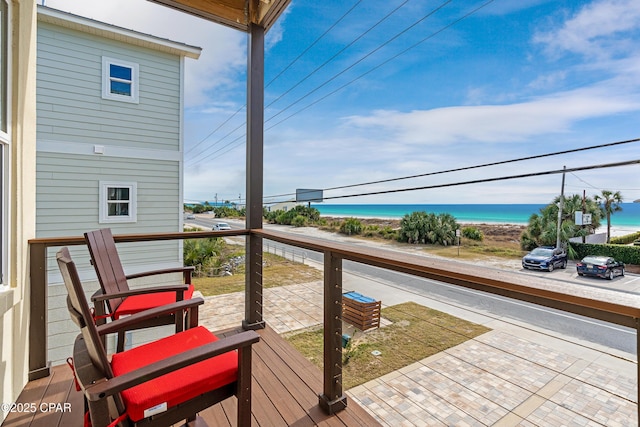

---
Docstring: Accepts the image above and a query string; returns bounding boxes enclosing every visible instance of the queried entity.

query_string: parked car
[522,246,567,271]
[576,256,625,280]
[184,213,195,219]
[213,222,232,231]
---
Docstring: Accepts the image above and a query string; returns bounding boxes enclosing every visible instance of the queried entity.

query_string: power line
[265,0,363,88]
[315,159,640,202]
[265,0,416,110]
[265,0,454,123]
[263,138,640,201]
[184,104,245,159]
[262,0,496,133]
[568,171,640,192]
[187,0,471,167]
[185,2,364,164]
[229,157,640,206]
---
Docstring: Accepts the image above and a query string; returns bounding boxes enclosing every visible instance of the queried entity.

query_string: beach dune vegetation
[265,205,321,226]
[462,226,484,241]
[398,211,459,245]
[340,217,363,235]
[520,194,603,251]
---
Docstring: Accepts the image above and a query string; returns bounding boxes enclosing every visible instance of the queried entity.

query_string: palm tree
[594,190,623,243]
[520,194,602,250]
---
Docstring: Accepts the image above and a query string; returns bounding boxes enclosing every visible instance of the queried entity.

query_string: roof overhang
[147,0,291,32]
[37,6,202,59]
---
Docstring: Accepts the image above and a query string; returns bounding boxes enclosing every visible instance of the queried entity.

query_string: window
[0,0,9,286]
[100,182,137,223]
[102,57,139,103]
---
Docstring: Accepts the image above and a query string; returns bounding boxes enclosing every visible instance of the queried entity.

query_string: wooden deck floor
[2,326,379,427]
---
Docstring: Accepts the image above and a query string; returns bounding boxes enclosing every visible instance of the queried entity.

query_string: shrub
[291,215,309,227]
[569,242,640,265]
[183,237,225,273]
[398,211,458,245]
[265,205,321,226]
[340,218,363,235]
[462,226,484,241]
[610,231,640,245]
[212,206,242,218]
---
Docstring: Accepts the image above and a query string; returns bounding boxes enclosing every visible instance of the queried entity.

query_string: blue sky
[46,0,640,205]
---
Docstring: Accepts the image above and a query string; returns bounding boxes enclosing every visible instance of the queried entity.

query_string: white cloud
[342,84,640,145]
[534,0,640,60]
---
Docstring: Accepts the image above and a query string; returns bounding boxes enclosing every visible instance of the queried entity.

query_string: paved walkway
[197,269,638,426]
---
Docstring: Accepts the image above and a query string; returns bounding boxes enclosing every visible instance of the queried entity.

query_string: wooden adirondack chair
[57,247,259,427]
[85,228,196,351]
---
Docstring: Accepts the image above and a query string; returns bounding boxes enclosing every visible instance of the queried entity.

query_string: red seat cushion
[113,284,195,319]
[110,326,237,422]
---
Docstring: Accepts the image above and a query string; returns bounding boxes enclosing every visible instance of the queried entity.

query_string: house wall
[0,0,37,423]
[36,21,182,150]
[36,20,184,240]
[35,12,194,366]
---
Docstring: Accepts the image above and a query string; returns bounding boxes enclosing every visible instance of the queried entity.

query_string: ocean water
[311,203,640,229]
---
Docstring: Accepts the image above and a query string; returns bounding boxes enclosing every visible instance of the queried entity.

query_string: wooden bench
[342,292,381,331]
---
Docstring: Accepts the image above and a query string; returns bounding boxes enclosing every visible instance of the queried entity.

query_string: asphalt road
[186,216,638,356]
[264,237,639,357]
[338,259,637,355]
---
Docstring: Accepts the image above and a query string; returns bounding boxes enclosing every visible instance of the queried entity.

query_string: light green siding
[35,10,198,375]
[35,19,186,264]
[36,22,181,149]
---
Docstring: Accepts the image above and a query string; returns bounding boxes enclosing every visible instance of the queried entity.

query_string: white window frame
[102,56,139,103]
[0,0,11,287]
[99,181,137,223]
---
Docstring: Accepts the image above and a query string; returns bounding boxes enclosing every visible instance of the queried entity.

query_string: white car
[213,222,231,231]
[184,213,195,219]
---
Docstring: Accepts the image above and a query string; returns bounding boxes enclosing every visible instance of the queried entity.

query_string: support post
[319,251,347,414]
[243,22,265,330]
[29,242,51,380]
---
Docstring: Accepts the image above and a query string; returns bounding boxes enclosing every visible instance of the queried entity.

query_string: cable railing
[27,228,640,421]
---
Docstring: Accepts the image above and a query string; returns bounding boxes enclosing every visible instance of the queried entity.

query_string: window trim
[102,56,139,104]
[99,181,137,223]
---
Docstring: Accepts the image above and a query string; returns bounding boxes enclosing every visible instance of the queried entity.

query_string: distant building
[267,200,304,212]
[35,5,201,362]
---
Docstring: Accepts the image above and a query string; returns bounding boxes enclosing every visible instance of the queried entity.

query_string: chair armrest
[126,266,195,282]
[96,298,204,336]
[91,284,190,302]
[85,330,260,401]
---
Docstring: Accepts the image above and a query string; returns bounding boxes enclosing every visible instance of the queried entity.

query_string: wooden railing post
[319,251,347,414]
[28,242,51,380]
[243,22,266,331]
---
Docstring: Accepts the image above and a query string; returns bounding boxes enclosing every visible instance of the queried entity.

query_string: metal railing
[264,241,307,264]
[28,228,640,419]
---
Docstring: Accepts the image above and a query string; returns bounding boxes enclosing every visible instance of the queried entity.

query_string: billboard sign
[296,189,323,203]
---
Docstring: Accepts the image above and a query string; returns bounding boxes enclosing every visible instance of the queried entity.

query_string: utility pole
[556,166,566,250]
[582,189,586,243]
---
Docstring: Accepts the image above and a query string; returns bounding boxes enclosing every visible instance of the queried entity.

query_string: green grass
[192,252,322,296]
[284,302,490,390]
